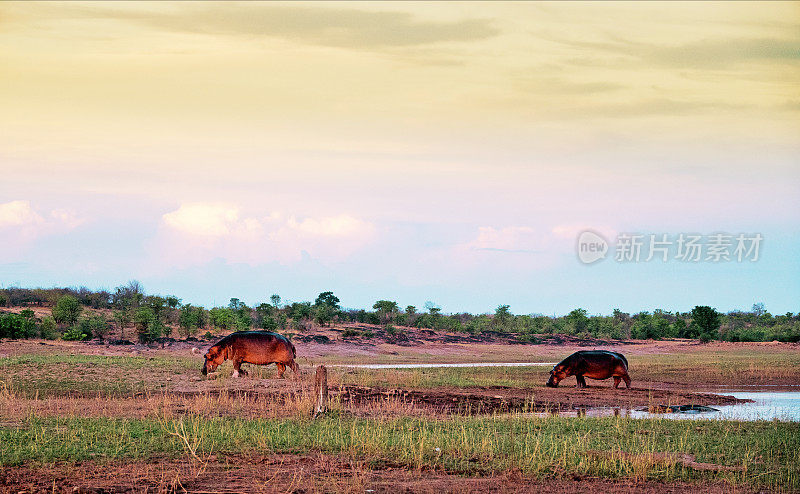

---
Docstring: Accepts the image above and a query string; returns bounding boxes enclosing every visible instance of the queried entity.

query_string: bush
[260,316,279,331]
[81,315,110,340]
[691,306,720,341]
[62,323,91,341]
[39,316,57,340]
[179,304,205,338]
[341,328,360,338]
[0,312,36,339]
[52,295,82,325]
[134,307,162,343]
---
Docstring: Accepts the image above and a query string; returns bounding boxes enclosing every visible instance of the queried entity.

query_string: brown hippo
[201,331,299,378]
[546,350,630,389]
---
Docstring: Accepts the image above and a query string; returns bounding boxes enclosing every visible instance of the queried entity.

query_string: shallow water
[334,362,555,369]
[516,392,800,422]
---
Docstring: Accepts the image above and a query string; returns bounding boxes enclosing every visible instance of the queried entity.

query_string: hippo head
[201,346,225,375]
[547,364,568,387]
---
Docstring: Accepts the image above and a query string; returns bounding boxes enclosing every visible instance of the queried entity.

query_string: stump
[312,365,328,418]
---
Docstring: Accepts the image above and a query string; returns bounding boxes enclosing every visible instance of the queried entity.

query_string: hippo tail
[289,339,296,359]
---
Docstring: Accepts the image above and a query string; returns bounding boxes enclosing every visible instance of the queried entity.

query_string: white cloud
[468,226,540,253]
[156,203,375,267]
[286,214,372,237]
[162,203,241,236]
[0,200,84,261]
[0,200,44,228]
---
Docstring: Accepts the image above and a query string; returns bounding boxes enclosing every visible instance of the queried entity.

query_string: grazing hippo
[546,350,631,389]
[201,331,299,378]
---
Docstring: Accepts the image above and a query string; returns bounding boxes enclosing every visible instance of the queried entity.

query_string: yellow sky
[2,2,797,170]
[0,2,798,312]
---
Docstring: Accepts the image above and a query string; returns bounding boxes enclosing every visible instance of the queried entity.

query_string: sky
[1,1,798,315]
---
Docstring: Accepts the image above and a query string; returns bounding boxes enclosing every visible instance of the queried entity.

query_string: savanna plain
[1,330,799,493]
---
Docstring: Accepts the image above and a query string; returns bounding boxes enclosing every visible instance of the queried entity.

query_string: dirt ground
[1,453,759,494]
[2,335,798,493]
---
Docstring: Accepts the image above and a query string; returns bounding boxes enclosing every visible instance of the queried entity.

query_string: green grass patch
[0,354,198,397]
[1,414,797,490]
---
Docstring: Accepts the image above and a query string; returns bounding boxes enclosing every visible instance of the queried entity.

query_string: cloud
[0,200,83,233]
[286,214,370,237]
[514,76,624,96]
[0,200,44,228]
[467,226,542,253]
[156,203,375,267]
[15,3,499,51]
[0,200,84,260]
[550,35,800,70]
[162,203,243,236]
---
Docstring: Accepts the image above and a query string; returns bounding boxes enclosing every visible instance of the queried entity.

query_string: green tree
[39,316,57,340]
[178,304,203,337]
[52,295,82,325]
[113,309,131,339]
[494,305,512,329]
[373,300,399,324]
[691,305,720,342]
[270,294,282,308]
[565,308,589,334]
[313,303,336,326]
[134,307,161,343]
[315,291,340,310]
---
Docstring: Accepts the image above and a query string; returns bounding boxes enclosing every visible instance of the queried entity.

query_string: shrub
[39,316,57,340]
[134,307,162,343]
[0,312,36,339]
[62,323,91,341]
[52,295,82,325]
[691,306,720,342]
[81,315,110,340]
[260,316,279,331]
[341,328,360,338]
[178,304,205,338]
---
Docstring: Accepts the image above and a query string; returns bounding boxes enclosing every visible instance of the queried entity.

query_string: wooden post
[312,365,328,418]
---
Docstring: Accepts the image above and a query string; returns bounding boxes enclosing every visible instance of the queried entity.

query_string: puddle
[515,392,800,422]
[333,362,555,369]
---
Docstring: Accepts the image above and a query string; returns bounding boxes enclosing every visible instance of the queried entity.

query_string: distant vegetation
[0,284,797,343]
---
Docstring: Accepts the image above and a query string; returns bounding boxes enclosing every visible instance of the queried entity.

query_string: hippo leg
[576,375,587,388]
[289,360,300,378]
[613,376,621,389]
[623,374,631,389]
[232,360,246,378]
[276,363,286,379]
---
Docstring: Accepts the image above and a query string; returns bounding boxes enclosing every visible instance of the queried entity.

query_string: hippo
[546,350,630,389]
[201,331,299,378]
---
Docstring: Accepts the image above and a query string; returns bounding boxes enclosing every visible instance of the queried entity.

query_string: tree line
[0,284,797,343]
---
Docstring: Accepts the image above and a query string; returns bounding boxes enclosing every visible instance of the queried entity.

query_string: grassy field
[2,412,798,490]
[333,348,800,390]
[1,340,799,492]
